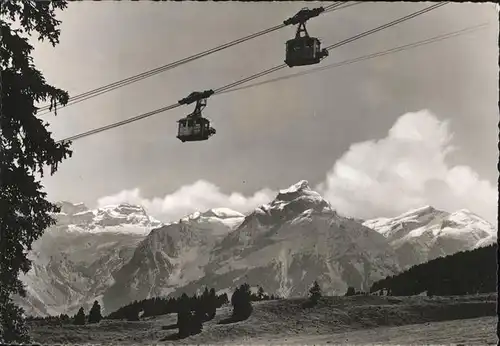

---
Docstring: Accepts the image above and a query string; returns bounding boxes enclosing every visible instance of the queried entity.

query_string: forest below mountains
[370,244,497,296]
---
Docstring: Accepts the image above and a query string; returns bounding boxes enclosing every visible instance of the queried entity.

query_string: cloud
[97,109,497,225]
[316,109,497,223]
[97,180,275,222]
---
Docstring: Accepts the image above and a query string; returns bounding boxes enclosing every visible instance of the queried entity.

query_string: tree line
[370,244,497,296]
[107,287,229,321]
[26,301,103,326]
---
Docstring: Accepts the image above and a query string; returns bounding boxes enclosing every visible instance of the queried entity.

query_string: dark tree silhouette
[0,1,72,342]
[257,286,266,300]
[73,307,86,326]
[218,292,229,306]
[59,313,70,323]
[176,293,203,338]
[345,286,356,296]
[88,300,103,324]
[177,293,192,338]
[231,283,253,321]
[309,281,322,305]
[206,288,218,320]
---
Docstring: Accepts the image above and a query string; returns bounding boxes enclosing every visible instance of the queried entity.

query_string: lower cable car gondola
[177,115,216,142]
[177,90,216,142]
[284,8,329,67]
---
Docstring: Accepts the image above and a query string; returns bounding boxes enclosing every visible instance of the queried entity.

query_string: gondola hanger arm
[283,7,325,26]
[178,90,215,105]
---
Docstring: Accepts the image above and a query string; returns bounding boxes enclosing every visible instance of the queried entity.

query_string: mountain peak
[253,180,331,221]
[278,180,311,194]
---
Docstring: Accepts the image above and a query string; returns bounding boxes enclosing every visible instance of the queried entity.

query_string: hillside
[370,244,498,296]
[27,294,497,345]
[101,208,245,314]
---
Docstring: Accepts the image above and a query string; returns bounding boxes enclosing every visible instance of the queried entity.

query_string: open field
[28,293,498,345]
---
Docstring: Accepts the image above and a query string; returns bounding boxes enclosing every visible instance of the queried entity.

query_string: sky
[32,2,499,224]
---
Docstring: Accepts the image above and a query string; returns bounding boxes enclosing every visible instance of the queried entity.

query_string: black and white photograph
[1,1,498,345]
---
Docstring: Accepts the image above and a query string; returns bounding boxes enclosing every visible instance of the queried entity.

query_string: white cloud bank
[97,180,275,222]
[98,110,497,224]
[317,109,497,224]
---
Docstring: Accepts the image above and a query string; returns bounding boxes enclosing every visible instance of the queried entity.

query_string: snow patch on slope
[18,202,162,316]
[363,206,496,269]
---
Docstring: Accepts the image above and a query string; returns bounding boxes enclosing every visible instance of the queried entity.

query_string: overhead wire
[59,104,182,142]
[36,23,286,116]
[56,2,449,144]
[37,1,349,116]
[324,2,449,51]
[215,2,448,94]
[324,2,348,12]
[324,1,362,13]
[218,22,489,95]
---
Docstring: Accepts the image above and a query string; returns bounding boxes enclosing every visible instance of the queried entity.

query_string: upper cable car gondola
[283,7,329,68]
[177,90,216,142]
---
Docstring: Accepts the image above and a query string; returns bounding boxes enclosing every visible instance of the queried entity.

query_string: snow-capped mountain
[52,201,162,235]
[101,208,245,314]
[15,202,163,317]
[363,206,497,269]
[165,180,400,300]
[20,183,496,317]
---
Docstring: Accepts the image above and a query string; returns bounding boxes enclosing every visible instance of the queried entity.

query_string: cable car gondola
[284,8,329,68]
[177,90,216,142]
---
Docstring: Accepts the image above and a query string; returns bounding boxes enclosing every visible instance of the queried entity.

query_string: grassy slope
[28,293,498,345]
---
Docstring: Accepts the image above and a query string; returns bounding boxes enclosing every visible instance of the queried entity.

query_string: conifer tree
[207,288,217,320]
[257,286,265,300]
[231,283,253,320]
[88,300,103,324]
[1,1,72,342]
[73,307,85,325]
[309,281,322,305]
[345,286,356,296]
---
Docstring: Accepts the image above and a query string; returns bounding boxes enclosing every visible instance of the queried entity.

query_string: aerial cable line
[56,2,448,144]
[324,1,362,13]
[58,104,183,143]
[219,22,489,95]
[324,2,449,51]
[37,1,350,116]
[215,2,448,93]
[324,2,349,12]
[36,24,285,116]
